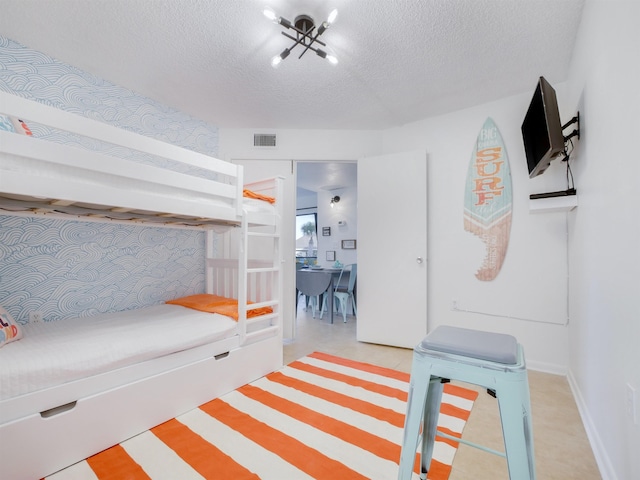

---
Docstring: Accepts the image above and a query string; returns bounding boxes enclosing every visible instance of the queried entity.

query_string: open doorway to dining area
[295,162,358,325]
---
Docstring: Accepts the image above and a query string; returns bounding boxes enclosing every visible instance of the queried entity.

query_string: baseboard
[526,359,567,376]
[566,369,617,480]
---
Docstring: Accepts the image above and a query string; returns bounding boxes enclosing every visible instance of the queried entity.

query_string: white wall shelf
[529,194,578,213]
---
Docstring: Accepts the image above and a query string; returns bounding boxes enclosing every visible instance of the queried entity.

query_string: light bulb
[327,9,338,24]
[263,7,277,22]
[271,48,290,67]
[327,55,338,65]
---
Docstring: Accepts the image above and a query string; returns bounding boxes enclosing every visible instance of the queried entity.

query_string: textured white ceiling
[0,0,584,130]
[297,162,357,194]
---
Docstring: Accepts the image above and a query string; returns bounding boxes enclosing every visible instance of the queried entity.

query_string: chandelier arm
[281,32,311,59]
[280,32,327,47]
[298,44,320,59]
[289,23,316,42]
[280,33,313,59]
[283,25,326,47]
[310,35,326,47]
[280,31,326,60]
[281,31,308,50]
[297,30,325,59]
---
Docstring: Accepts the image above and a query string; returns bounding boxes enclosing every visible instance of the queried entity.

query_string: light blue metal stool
[398,326,536,479]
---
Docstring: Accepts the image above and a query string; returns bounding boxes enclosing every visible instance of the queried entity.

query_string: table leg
[328,276,334,324]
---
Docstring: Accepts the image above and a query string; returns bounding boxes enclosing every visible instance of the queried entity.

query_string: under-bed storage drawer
[0,335,282,479]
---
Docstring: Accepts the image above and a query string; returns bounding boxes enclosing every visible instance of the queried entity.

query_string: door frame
[232,158,357,340]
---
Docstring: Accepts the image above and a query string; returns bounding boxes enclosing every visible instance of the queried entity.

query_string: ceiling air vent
[254,133,277,147]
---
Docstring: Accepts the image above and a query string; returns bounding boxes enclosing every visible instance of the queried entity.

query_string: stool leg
[420,378,445,479]
[398,356,432,480]
[522,391,535,478]
[496,378,536,480]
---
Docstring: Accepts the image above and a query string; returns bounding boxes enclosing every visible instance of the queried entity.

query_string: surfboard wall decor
[463,118,513,281]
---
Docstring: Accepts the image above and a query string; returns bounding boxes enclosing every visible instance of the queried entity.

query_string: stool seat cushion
[421,326,518,364]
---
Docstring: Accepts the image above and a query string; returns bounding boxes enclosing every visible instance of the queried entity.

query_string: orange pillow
[166,294,272,320]
[166,294,229,311]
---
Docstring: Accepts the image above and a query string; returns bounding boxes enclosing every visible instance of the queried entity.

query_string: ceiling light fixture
[263,7,338,67]
[330,195,340,208]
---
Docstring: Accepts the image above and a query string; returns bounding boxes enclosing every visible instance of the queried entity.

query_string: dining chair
[321,264,357,323]
[296,269,332,319]
[295,262,312,311]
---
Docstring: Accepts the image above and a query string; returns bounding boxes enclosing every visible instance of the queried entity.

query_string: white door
[231,159,296,340]
[357,151,428,348]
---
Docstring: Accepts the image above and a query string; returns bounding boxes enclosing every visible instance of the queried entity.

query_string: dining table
[296,267,342,323]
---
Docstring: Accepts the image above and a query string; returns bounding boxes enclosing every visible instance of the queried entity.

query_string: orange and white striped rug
[47,352,477,480]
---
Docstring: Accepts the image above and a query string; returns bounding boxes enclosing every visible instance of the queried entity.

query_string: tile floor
[284,303,601,479]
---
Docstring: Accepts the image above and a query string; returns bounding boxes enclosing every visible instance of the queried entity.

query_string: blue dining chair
[321,264,357,323]
[296,269,332,319]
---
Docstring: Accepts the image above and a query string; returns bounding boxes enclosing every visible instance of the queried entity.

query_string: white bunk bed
[0,92,283,479]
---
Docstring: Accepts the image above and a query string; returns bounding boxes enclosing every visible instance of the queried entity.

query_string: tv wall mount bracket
[562,112,580,144]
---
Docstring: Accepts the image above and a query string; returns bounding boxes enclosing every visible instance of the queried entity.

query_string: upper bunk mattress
[0,304,238,401]
[243,197,277,215]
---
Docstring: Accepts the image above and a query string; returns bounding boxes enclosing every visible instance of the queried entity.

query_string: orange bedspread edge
[243,189,276,204]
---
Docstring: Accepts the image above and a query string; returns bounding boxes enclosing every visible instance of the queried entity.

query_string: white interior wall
[218,129,382,162]
[316,187,358,267]
[294,177,358,268]
[221,101,572,375]
[381,94,572,374]
[563,1,639,478]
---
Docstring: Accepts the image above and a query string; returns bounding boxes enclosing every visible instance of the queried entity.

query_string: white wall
[220,128,368,269]
[218,128,382,162]
[564,1,640,478]
[316,187,358,267]
[381,93,572,374]
[220,100,573,374]
[294,186,358,268]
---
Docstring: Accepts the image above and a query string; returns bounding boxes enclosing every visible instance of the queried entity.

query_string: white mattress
[0,304,238,401]
[243,197,277,214]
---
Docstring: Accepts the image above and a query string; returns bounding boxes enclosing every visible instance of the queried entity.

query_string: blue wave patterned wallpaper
[0,216,205,325]
[0,36,220,323]
[0,36,219,178]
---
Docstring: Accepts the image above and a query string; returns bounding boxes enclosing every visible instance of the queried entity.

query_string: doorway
[232,159,357,340]
[296,162,357,268]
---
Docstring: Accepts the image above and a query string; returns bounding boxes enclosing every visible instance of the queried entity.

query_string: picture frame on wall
[341,239,356,249]
[322,227,331,236]
[326,250,336,261]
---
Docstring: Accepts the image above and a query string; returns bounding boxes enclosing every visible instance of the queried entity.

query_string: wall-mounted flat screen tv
[521,76,565,178]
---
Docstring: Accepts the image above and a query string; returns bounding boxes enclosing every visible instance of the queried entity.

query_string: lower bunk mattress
[0,304,238,402]
[0,303,282,479]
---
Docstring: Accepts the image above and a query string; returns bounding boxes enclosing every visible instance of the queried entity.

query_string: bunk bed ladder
[243,179,283,346]
[241,221,282,345]
[238,214,249,345]
[205,177,283,348]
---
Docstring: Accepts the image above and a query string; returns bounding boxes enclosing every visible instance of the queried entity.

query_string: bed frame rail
[0,92,243,224]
